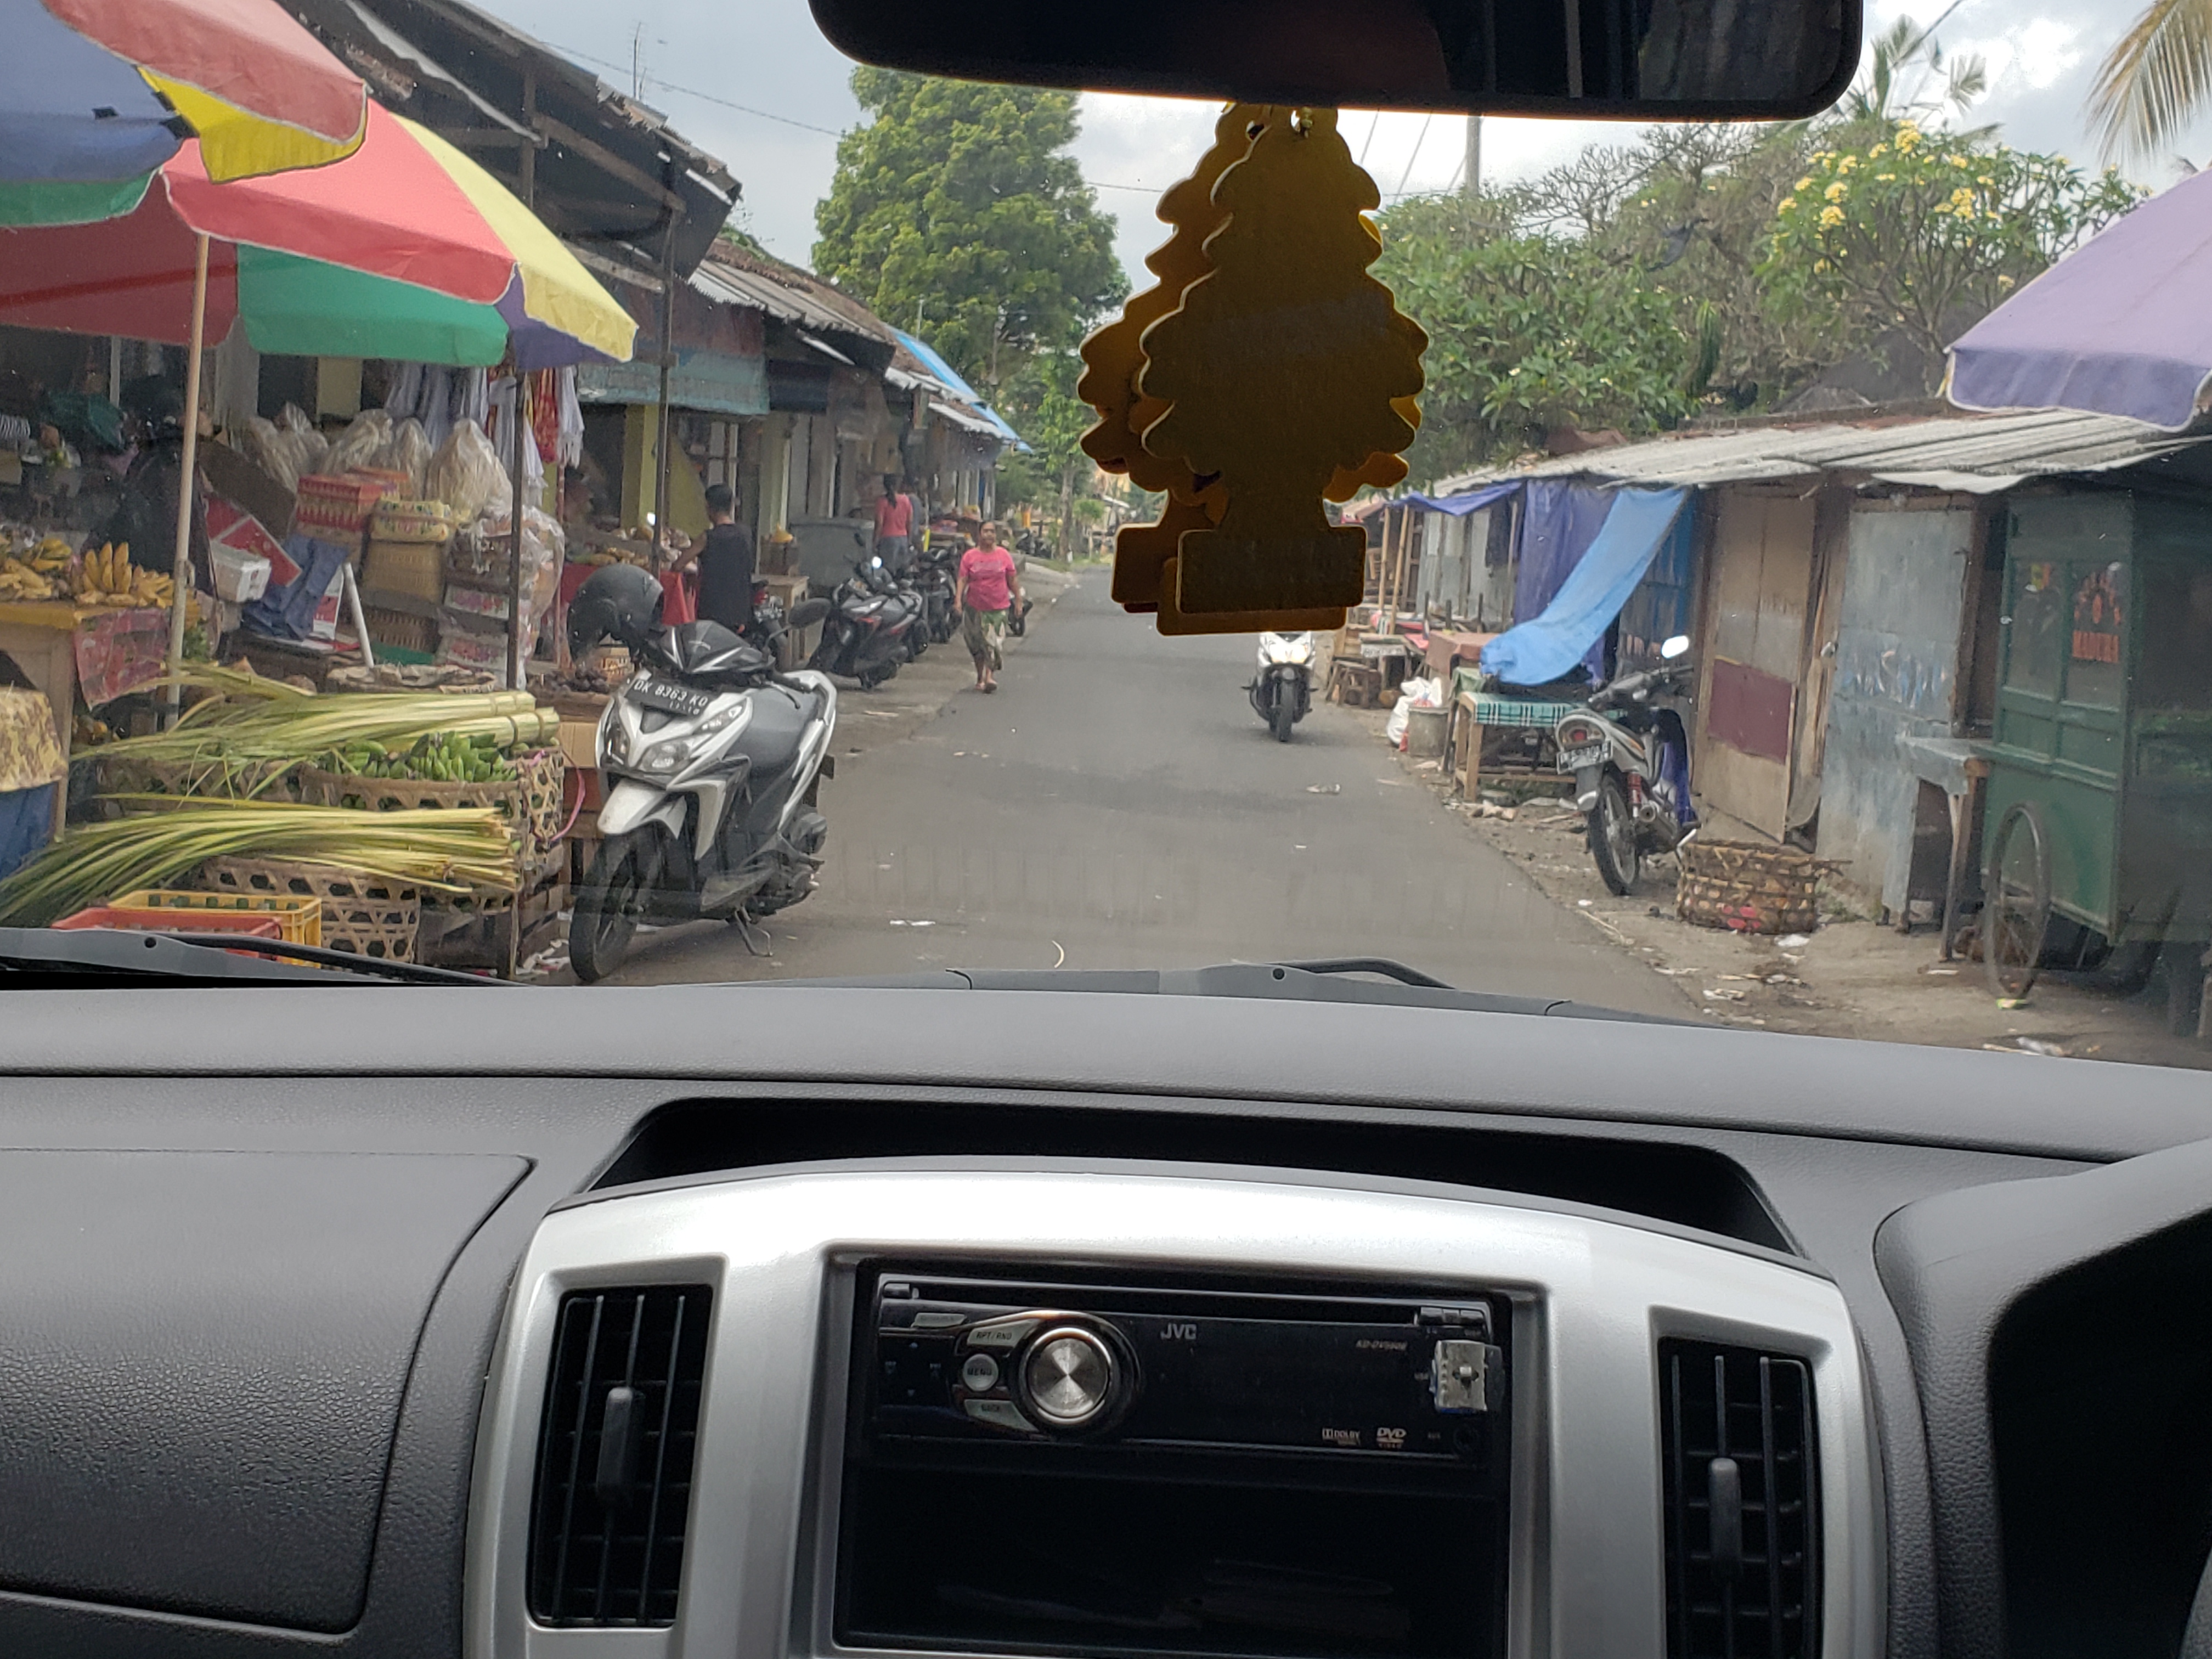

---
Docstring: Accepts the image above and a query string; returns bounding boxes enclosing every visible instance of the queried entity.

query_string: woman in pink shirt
[955,522,1024,693]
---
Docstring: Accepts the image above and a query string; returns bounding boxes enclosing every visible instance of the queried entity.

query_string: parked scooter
[1554,634,1697,895]
[809,555,921,689]
[565,564,838,983]
[916,545,960,644]
[1247,631,1315,742]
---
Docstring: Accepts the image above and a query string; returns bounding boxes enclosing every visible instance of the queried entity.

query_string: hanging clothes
[555,365,584,470]
[486,373,545,502]
[527,367,559,465]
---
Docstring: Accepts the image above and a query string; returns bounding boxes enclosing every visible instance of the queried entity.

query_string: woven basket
[198,857,419,961]
[297,748,566,860]
[1675,839,1839,936]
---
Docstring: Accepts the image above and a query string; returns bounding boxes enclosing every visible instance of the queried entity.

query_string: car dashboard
[2,984,2209,1659]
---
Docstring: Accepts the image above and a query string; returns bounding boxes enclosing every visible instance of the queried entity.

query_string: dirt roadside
[1358,707,2212,1070]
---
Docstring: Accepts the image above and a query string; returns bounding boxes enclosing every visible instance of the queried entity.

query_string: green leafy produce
[93,668,554,795]
[325,731,519,783]
[0,799,518,927]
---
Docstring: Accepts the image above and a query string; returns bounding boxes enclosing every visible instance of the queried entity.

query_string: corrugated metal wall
[1819,502,1977,916]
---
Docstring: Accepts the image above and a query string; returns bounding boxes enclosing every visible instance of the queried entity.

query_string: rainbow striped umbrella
[0,100,635,368]
[2,0,369,225]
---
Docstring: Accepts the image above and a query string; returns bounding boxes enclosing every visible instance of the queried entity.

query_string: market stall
[0,670,571,974]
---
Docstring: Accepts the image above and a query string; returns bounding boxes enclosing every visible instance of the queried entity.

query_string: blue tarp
[1481,488,1689,687]
[893,329,1031,452]
[1512,481,1616,681]
[1398,483,1519,516]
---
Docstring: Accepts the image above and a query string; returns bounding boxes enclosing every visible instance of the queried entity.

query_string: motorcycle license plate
[631,674,714,718]
[1558,743,1606,773]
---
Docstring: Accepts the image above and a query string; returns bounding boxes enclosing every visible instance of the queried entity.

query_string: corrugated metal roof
[1431,407,2204,495]
[690,261,891,349]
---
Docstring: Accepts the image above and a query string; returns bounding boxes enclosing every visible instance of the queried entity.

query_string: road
[595,571,1690,1017]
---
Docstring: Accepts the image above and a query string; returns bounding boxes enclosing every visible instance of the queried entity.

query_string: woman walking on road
[956,521,1024,693]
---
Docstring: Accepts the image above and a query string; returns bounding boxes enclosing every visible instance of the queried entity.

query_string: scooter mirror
[1661,635,1691,660]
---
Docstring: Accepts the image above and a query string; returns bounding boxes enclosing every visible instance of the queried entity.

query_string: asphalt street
[596,571,1690,1016]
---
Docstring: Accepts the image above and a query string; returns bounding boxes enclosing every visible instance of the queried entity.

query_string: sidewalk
[1364,708,2212,1070]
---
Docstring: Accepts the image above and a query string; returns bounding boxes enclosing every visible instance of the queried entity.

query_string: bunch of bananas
[74,541,173,610]
[0,536,76,601]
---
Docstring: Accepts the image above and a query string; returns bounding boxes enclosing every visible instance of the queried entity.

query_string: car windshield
[4,0,2209,1068]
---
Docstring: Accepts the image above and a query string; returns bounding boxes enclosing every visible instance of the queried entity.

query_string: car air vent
[1658,1339,1819,1659]
[528,1285,713,1627]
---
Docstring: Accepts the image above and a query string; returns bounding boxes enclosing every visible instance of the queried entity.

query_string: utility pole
[1463,115,1481,198]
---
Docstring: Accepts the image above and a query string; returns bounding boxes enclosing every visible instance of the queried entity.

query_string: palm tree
[1840,13,1989,129]
[2089,0,2212,163]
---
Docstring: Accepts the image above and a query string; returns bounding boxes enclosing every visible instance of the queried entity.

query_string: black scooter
[808,555,921,689]
[916,546,960,644]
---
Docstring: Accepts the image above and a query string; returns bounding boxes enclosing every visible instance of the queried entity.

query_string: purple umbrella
[1949,168,2212,431]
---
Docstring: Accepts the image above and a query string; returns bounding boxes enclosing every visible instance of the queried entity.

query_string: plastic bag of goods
[1384,675,1443,748]
[276,404,329,476]
[376,417,432,499]
[426,419,511,522]
[322,408,392,478]
[236,416,301,489]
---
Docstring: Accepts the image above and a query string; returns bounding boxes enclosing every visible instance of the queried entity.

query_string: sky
[479,0,2212,294]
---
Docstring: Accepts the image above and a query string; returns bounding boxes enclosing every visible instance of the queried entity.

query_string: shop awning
[1480,488,1688,686]
[930,398,1001,437]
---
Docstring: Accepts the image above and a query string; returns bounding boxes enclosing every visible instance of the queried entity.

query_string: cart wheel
[1985,800,2052,1000]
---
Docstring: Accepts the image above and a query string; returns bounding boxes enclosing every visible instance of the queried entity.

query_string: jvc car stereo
[837,1270,1513,1659]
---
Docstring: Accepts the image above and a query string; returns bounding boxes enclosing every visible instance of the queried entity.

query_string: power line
[541,37,1158,196]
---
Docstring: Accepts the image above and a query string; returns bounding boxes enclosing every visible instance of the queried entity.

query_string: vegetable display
[93,668,556,794]
[0,799,518,927]
[325,731,518,782]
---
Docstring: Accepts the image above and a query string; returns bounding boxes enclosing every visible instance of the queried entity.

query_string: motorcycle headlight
[602,709,632,764]
[639,736,698,774]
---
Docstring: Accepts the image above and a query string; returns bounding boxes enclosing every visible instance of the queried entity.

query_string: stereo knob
[1019,1326,1117,1428]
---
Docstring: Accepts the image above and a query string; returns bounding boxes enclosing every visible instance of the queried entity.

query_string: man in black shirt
[674,483,756,633]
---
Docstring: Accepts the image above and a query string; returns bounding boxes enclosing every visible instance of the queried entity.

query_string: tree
[812,70,1126,390]
[993,349,1095,557]
[2089,0,2212,163]
[1761,122,2145,380]
[1835,15,1989,131]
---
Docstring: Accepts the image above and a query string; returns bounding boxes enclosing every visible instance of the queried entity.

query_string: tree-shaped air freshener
[1138,107,1426,621]
[1077,104,1269,611]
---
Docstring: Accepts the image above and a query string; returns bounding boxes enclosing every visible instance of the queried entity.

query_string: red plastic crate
[54,906,286,955]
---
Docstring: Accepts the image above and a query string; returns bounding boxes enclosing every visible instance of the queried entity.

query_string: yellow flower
[1795,176,1813,191]
[1870,142,1889,157]
[1778,196,1798,213]
[1946,154,1968,167]
[1977,174,1995,185]
[1997,274,2015,287]
[1838,154,1859,173]
[1824,180,1848,201]
[1814,258,1831,273]
[1819,204,1845,228]
[1950,185,1976,208]
[1895,124,1921,151]
[1876,173,1897,181]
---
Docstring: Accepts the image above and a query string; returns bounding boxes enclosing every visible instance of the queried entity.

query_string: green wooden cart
[1982,490,2212,1021]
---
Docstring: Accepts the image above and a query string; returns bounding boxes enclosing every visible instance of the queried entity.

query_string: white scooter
[1248,631,1315,743]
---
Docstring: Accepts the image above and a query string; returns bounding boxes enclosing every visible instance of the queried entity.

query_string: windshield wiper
[761,959,1685,1024]
[0,927,494,986]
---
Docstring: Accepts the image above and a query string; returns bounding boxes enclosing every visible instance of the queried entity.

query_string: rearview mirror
[810,0,1855,117]
[1661,635,1690,660]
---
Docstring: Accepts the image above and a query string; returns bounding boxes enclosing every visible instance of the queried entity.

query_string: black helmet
[566,562,663,658]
